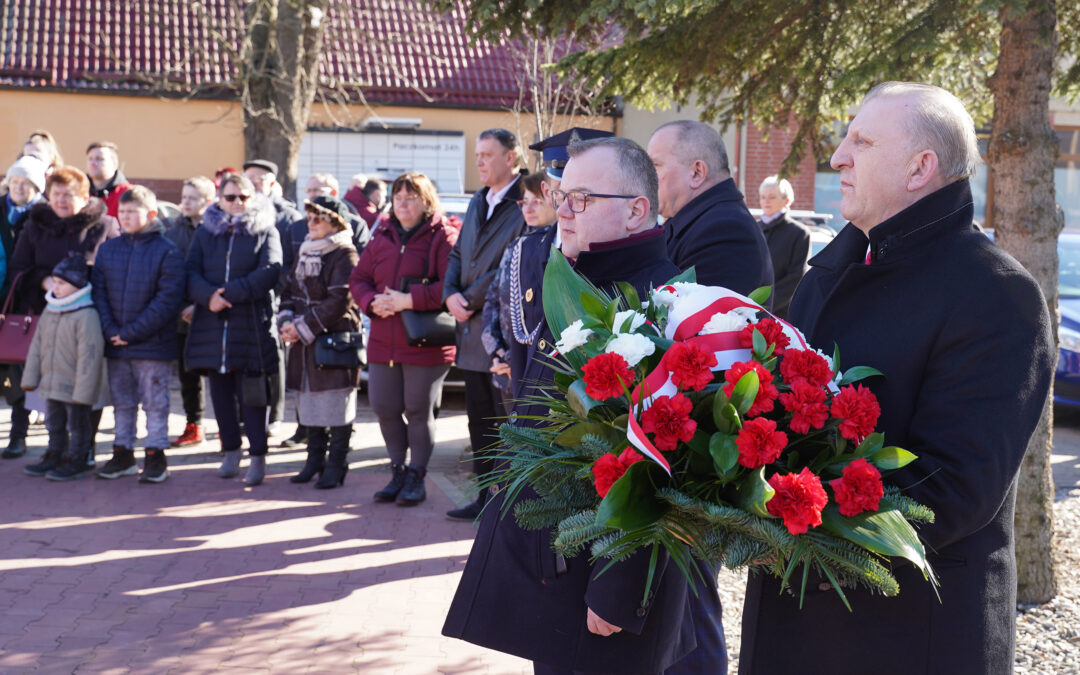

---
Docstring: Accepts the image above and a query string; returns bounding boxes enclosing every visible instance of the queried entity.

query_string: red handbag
[0,273,39,364]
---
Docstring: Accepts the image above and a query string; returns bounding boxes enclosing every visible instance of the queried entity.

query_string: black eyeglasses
[550,190,639,213]
[222,193,251,203]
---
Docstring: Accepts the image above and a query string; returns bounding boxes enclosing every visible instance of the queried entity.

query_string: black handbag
[399,230,457,348]
[314,331,366,369]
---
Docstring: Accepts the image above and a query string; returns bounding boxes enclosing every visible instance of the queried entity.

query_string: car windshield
[1061,236,1080,298]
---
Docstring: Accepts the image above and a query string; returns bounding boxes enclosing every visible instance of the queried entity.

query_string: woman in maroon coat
[349,172,458,506]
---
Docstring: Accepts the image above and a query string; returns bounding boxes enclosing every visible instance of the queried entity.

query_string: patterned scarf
[295,229,353,281]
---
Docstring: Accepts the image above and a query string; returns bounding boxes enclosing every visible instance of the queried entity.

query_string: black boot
[46,449,92,481]
[315,425,351,489]
[97,445,137,479]
[139,448,169,483]
[291,427,328,483]
[396,466,427,506]
[24,449,62,477]
[2,436,27,459]
[446,487,489,521]
[374,463,406,502]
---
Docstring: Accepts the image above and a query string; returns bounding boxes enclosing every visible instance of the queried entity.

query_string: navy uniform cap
[528,127,614,164]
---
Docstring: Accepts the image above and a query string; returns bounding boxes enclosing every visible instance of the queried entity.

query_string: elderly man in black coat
[647,121,773,298]
[740,82,1055,674]
[444,137,721,674]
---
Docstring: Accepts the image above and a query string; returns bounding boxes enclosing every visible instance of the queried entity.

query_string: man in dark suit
[443,128,528,521]
[444,137,708,674]
[740,82,1055,674]
[647,121,773,297]
[756,175,811,318]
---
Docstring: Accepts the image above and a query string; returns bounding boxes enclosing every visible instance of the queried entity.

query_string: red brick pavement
[0,393,530,674]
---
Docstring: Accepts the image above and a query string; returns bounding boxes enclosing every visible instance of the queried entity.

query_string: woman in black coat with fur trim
[185,173,282,486]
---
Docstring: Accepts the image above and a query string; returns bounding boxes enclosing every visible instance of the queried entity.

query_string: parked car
[1056,231,1080,405]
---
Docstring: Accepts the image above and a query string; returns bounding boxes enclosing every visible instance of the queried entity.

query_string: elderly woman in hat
[278,195,362,489]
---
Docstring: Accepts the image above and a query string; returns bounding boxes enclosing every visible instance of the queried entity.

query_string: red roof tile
[0,0,525,109]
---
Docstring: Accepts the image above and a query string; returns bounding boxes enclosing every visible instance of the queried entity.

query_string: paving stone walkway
[0,387,530,674]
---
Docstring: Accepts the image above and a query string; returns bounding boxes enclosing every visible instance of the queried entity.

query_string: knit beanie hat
[52,253,90,289]
[6,155,48,193]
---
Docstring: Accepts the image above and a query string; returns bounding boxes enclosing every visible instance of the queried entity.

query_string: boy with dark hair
[22,254,107,480]
[92,186,185,482]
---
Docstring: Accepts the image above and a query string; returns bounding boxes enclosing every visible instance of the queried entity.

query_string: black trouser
[177,331,204,424]
[269,340,285,425]
[9,399,29,440]
[44,399,92,461]
[208,371,269,456]
[461,368,503,479]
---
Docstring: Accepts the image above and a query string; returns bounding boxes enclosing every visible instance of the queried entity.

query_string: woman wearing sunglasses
[184,173,283,485]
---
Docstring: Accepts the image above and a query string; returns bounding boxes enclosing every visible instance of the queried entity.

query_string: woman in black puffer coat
[185,173,282,486]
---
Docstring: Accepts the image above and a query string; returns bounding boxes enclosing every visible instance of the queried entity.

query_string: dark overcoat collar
[810,179,976,271]
[665,178,746,238]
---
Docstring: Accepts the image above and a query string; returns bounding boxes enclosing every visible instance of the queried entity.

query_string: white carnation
[605,333,656,367]
[612,309,647,334]
[650,287,677,308]
[556,320,593,353]
[700,310,751,335]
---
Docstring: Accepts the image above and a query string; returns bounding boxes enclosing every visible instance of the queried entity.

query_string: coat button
[538,338,546,350]
[509,411,518,423]
[525,288,533,302]
[636,607,646,617]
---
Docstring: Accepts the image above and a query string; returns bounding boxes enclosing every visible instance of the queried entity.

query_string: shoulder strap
[425,225,440,281]
[1,271,27,316]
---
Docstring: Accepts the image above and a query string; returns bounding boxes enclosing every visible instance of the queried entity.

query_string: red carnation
[736,417,788,469]
[830,385,881,443]
[663,342,718,392]
[767,467,829,535]
[778,380,830,434]
[829,458,884,517]
[582,352,635,400]
[739,318,790,354]
[779,349,834,388]
[722,361,779,417]
[640,393,696,452]
[592,447,645,498]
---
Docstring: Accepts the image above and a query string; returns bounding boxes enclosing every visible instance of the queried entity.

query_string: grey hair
[759,175,794,202]
[309,172,339,192]
[479,128,525,170]
[567,136,659,222]
[863,81,981,182]
[654,120,730,177]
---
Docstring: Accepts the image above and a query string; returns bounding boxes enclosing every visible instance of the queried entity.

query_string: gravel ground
[717,490,1080,674]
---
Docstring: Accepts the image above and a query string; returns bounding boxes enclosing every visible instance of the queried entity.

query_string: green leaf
[839,366,884,385]
[579,291,606,319]
[543,247,608,358]
[709,432,740,473]
[555,421,624,449]
[854,432,884,457]
[596,461,667,530]
[729,370,760,417]
[615,281,641,311]
[605,297,621,329]
[568,379,603,418]
[553,372,575,391]
[832,344,841,374]
[751,328,767,357]
[712,389,730,430]
[687,428,711,456]
[748,286,772,306]
[868,446,918,470]
[820,506,938,586]
[732,466,775,518]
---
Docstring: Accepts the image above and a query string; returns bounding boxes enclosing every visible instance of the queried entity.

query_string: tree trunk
[242,0,329,200]
[987,0,1061,604]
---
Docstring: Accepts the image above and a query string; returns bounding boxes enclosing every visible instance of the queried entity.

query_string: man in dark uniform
[647,121,773,298]
[445,137,717,674]
[741,82,1054,674]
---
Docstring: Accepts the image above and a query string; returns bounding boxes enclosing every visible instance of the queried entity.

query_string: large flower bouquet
[494,253,938,608]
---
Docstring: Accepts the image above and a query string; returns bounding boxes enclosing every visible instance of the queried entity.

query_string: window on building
[1057,128,1080,231]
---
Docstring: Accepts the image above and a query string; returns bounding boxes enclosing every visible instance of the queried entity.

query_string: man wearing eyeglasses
[446,137,721,675]
[647,121,774,301]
